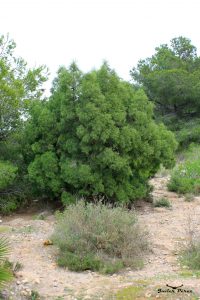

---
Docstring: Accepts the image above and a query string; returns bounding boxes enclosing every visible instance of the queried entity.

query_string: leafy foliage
[52,201,148,273]
[0,34,47,142]
[175,119,200,148]
[25,63,177,204]
[131,36,200,146]
[0,161,17,190]
[0,34,47,211]
[168,145,200,194]
[0,238,12,288]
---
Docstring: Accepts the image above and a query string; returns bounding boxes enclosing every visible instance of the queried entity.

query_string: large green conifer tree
[26,63,177,204]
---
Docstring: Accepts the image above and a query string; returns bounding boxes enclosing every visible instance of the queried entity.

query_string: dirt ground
[1,175,200,299]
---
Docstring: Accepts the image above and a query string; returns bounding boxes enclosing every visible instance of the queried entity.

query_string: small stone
[16,280,21,285]
[145,293,152,298]
[15,271,23,278]
[34,278,40,284]
[20,290,28,296]
[22,279,28,284]
[25,288,31,295]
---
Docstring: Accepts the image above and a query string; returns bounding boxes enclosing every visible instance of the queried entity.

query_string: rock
[34,278,40,284]
[20,290,28,296]
[145,292,152,298]
[25,288,31,295]
[15,271,23,278]
[22,279,28,284]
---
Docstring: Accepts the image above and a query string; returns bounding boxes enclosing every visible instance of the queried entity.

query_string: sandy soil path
[1,175,200,299]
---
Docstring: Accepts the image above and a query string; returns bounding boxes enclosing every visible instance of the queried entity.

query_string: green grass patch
[179,269,200,278]
[180,243,200,271]
[116,286,144,300]
[169,144,200,195]
[0,226,12,233]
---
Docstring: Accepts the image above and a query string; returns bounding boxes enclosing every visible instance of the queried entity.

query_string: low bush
[52,201,148,274]
[153,197,171,208]
[0,161,18,191]
[168,159,200,194]
[179,214,200,271]
[0,196,20,215]
[184,193,195,202]
[176,119,200,149]
[180,243,200,271]
[0,160,28,215]
[168,144,200,194]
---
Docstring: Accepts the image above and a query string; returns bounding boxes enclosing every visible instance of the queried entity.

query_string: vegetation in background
[25,62,176,205]
[52,201,149,273]
[131,36,200,148]
[168,144,200,194]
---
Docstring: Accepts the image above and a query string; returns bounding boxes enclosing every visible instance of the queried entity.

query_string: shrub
[0,160,27,214]
[184,193,195,202]
[52,201,148,274]
[168,158,200,194]
[0,196,20,215]
[180,243,200,271]
[25,63,177,205]
[0,161,17,191]
[176,119,200,149]
[153,197,171,208]
[179,214,200,271]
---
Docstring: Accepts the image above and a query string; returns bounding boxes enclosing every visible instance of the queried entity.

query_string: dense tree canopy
[0,34,47,142]
[131,37,200,119]
[25,63,177,204]
[0,34,47,207]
